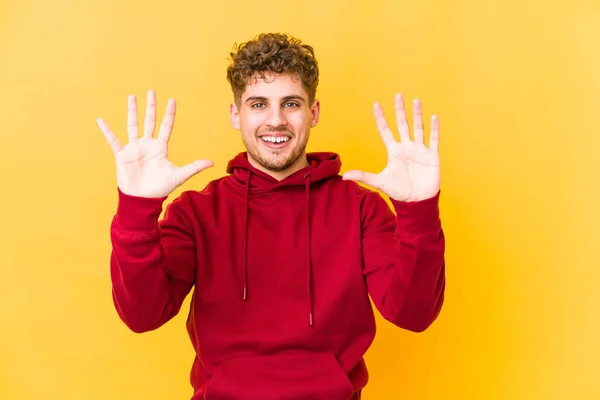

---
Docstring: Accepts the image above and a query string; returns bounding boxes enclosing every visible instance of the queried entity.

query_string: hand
[343,94,440,202]
[97,90,213,198]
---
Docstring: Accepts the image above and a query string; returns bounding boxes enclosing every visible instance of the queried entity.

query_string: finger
[127,94,139,142]
[394,93,410,142]
[342,170,380,189]
[177,159,214,185]
[158,99,176,142]
[429,114,440,152]
[413,99,424,145]
[373,102,396,148]
[429,114,440,151]
[143,89,157,138]
[97,118,123,155]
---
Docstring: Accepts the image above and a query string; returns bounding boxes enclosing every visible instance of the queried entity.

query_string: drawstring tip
[309,313,314,326]
[243,286,247,301]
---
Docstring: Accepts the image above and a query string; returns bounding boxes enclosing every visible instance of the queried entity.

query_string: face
[230,72,320,176]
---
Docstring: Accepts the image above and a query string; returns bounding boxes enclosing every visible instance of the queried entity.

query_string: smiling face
[230,72,320,180]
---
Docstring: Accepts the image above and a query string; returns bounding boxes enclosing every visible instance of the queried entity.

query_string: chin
[256,150,301,172]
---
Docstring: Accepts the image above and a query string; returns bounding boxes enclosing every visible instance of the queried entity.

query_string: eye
[251,103,266,109]
[283,102,300,108]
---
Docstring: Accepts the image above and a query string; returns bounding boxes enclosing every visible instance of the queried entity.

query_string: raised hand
[97,90,213,198]
[343,94,440,202]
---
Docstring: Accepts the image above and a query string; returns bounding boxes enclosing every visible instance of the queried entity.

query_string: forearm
[110,190,195,333]
[110,225,186,333]
[364,191,446,332]
[387,193,445,331]
[386,229,445,332]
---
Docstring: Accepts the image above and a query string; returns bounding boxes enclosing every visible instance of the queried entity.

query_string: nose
[266,106,287,128]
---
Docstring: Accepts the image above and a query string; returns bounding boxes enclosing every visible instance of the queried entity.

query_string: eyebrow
[244,95,306,104]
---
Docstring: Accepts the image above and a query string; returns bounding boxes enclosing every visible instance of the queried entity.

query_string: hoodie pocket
[204,352,355,400]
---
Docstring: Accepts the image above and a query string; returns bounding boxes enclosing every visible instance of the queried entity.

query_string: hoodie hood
[225,151,342,326]
[226,151,342,191]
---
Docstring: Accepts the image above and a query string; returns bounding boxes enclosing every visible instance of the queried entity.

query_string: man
[96,33,445,400]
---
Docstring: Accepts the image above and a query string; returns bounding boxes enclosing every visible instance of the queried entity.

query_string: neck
[248,152,309,181]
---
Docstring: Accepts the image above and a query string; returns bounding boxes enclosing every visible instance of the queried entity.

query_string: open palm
[97,90,213,198]
[343,94,440,202]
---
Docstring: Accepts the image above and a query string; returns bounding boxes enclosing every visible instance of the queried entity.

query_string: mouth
[258,134,292,150]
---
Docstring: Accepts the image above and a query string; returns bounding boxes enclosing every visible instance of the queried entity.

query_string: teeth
[262,136,290,143]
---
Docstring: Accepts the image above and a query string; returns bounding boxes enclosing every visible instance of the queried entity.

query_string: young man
[97,33,445,400]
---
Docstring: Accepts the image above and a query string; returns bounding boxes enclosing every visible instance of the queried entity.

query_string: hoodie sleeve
[109,189,197,333]
[361,190,445,332]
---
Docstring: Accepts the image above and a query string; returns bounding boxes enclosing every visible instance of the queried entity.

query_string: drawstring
[304,173,314,327]
[241,170,315,327]
[242,173,251,301]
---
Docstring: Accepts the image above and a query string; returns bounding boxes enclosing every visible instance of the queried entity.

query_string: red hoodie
[109,152,445,400]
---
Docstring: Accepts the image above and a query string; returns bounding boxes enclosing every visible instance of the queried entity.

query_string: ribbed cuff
[391,191,441,237]
[114,188,167,233]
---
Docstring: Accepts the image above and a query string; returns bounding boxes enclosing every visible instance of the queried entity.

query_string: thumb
[177,159,214,184]
[342,170,380,189]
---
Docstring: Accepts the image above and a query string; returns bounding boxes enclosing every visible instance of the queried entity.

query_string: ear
[230,103,240,130]
[310,99,321,128]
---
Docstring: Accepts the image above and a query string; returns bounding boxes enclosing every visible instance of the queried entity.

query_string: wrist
[114,188,168,233]
[391,191,441,236]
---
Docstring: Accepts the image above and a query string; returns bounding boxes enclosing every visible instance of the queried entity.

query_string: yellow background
[1,0,598,399]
